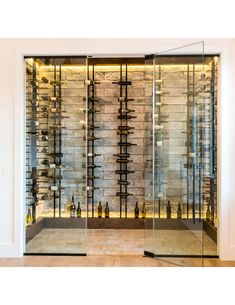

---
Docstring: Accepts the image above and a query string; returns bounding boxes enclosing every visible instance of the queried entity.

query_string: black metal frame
[144,251,219,259]
[87,64,101,217]
[24,253,87,256]
[113,64,136,218]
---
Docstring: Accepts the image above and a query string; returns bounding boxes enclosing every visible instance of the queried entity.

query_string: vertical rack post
[186,64,190,219]
[86,63,100,218]
[31,60,38,223]
[209,58,215,224]
[53,64,57,217]
[58,65,62,217]
[192,64,196,223]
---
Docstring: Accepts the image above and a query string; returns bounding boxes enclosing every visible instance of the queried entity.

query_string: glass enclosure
[25,57,87,254]
[24,53,218,260]
[144,43,218,266]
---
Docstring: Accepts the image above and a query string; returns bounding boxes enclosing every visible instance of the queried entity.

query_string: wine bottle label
[155,79,163,83]
[190,152,196,157]
[50,97,57,101]
[155,125,163,129]
[157,141,162,146]
[51,107,57,112]
[35,121,39,127]
[50,186,58,191]
[50,163,56,169]
[156,192,163,198]
[155,90,162,95]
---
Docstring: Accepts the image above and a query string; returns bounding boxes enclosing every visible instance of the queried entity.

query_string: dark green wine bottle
[141,202,146,219]
[76,202,81,218]
[70,196,76,218]
[98,201,102,218]
[177,202,182,219]
[134,202,139,219]
[105,202,110,218]
[166,200,171,219]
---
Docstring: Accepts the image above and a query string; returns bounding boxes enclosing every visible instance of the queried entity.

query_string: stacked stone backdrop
[90,65,146,217]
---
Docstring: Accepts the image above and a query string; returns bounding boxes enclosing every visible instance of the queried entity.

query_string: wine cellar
[24,53,218,258]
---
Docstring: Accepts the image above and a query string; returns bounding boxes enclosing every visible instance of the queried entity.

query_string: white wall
[0,38,234,259]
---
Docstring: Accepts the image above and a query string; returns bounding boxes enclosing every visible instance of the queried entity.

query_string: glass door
[144,42,210,266]
[24,56,88,255]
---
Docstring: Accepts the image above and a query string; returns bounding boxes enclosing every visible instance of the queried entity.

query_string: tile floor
[26,228,217,256]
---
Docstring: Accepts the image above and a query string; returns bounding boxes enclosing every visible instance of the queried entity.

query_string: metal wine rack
[86,64,101,218]
[26,60,38,223]
[26,59,70,219]
[113,64,137,218]
[48,64,64,217]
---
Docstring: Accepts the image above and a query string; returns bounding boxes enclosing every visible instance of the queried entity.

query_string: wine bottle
[117,142,137,146]
[141,202,146,219]
[98,201,102,218]
[26,208,32,226]
[41,135,48,141]
[49,185,64,191]
[105,202,110,218]
[116,192,133,197]
[115,170,135,174]
[41,76,49,83]
[166,200,171,219]
[26,67,32,75]
[118,126,134,131]
[116,159,133,163]
[47,152,63,158]
[87,175,100,179]
[117,130,134,135]
[87,109,100,114]
[87,164,102,169]
[113,153,130,158]
[206,204,211,221]
[87,136,101,141]
[88,97,99,102]
[28,80,39,87]
[76,202,82,218]
[87,186,100,191]
[87,125,100,130]
[50,107,63,113]
[112,81,132,86]
[50,80,63,86]
[40,171,49,177]
[118,181,130,185]
[41,95,49,101]
[117,115,137,120]
[40,106,48,112]
[47,174,63,180]
[70,196,76,218]
[40,147,49,154]
[134,202,139,219]
[49,114,69,120]
[87,152,101,157]
[85,80,100,86]
[118,97,134,102]
[118,109,135,114]
[50,97,64,102]
[41,130,49,136]
[41,159,50,166]
[177,202,182,219]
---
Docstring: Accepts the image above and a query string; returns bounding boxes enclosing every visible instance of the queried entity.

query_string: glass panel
[144,43,218,266]
[25,57,87,254]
